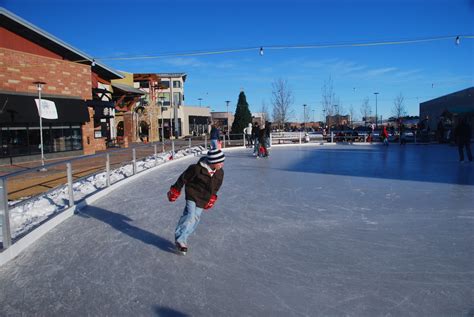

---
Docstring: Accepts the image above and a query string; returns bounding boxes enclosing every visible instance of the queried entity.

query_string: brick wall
[82,108,95,155]
[0,48,92,100]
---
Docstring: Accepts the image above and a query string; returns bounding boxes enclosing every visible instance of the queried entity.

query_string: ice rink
[0,144,473,316]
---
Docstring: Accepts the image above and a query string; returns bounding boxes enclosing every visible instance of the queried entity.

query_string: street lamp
[303,104,307,131]
[33,81,47,171]
[159,96,165,152]
[225,100,230,138]
[374,92,379,128]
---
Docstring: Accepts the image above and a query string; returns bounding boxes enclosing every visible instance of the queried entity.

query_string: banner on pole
[35,99,58,119]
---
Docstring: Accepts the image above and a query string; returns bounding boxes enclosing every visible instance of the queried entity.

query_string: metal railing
[0,136,213,251]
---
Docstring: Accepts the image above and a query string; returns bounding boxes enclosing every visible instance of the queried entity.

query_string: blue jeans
[175,200,203,245]
[210,139,219,149]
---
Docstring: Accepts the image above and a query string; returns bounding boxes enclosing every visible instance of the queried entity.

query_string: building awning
[111,83,145,95]
[0,93,90,124]
[86,100,115,119]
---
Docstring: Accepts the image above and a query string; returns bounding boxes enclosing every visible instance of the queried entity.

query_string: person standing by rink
[243,123,253,148]
[167,149,225,254]
[210,124,220,150]
[252,122,260,156]
[454,117,472,162]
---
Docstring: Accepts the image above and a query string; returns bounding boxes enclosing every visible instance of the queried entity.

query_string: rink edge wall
[0,153,201,267]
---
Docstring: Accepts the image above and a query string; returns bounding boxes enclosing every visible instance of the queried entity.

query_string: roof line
[0,7,123,79]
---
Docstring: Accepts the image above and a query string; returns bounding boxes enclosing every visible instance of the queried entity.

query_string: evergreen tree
[231,91,252,137]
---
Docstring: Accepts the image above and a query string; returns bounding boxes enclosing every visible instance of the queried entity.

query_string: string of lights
[3,34,472,68]
[76,34,474,63]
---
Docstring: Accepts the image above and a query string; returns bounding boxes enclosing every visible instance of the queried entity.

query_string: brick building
[0,8,123,161]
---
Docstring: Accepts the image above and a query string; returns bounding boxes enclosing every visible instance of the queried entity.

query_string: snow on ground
[1,146,205,241]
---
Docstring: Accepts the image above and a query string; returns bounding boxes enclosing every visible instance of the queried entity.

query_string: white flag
[35,99,58,119]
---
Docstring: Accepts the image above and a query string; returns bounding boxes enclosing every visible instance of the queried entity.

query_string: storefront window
[0,124,83,158]
[8,127,29,156]
[70,126,82,150]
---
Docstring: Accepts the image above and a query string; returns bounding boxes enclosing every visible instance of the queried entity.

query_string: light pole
[33,81,47,171]
[198,98,202,107]
[374,92,379,128]
[323,109,327,131]
[159,96,165,152]
[225,100,230,138]
[303,104,307,131]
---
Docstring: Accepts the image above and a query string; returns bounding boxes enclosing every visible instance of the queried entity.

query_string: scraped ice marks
[361,214,378,225]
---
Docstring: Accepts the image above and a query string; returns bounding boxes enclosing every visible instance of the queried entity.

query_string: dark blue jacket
[210,127,220,140]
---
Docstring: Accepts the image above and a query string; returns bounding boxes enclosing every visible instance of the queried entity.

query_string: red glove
[167,187,181,202]
[204,194,218,210]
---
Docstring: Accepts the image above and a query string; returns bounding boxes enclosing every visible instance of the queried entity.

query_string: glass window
[173,80,181,88]
[52,126,70,152]
[158,92,170,106]
[173,92,181,106]
[159,80,170,89]
[71,127,82,150]
[1,128,10,157]
[138,81,149,88]
[9,127,29,156]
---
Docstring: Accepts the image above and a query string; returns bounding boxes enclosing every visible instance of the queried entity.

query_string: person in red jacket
[167,148,225,254]
[381,126,389,146]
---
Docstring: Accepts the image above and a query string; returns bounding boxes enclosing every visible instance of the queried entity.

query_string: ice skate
[175,241,188,255]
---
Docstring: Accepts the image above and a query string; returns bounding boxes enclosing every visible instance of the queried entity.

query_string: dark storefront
[0,93,89,158]
[188,115,210,136]
[87,100,115,142]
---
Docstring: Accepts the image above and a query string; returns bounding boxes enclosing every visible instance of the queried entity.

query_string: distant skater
[454,118,472,162]
[381,126,389,146]
[167,149,225,254]
[257,124,268,158]
[210,124,220,150]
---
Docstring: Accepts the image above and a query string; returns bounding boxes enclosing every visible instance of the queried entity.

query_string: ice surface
[0,144,473,316]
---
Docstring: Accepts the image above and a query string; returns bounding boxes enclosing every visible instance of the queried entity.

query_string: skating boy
[167,148,225,254]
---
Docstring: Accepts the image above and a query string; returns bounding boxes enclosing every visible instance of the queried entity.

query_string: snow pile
[3,146,206,241]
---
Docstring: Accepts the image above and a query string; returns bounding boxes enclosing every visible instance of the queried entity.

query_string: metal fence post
[171,140,175,158]
[66,163,74,207]
[243,133,246,148]
[223,135,226,148]
[331,131,334,143]
[204,135,208,149]
[132,148,137,175]
[153,144,158,166]
[0,178,11,249]
[106,154,111,187]
[299,132,302,144]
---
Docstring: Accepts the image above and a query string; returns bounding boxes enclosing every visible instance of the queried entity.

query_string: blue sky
[3,0,473,122]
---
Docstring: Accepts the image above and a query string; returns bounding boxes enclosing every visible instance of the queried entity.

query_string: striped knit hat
[207,148,225,164]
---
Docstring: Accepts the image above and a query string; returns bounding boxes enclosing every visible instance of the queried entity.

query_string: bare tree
[260,100,270,123]
[321,77,337,118]
[392,93,407,120]
[271,78,294,130]
[348,105,356,127]
[360,97,371,125]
